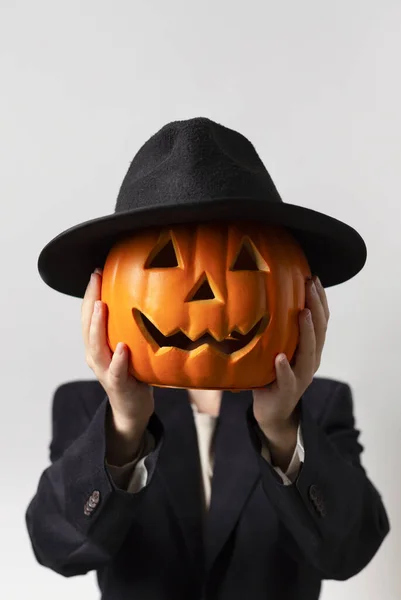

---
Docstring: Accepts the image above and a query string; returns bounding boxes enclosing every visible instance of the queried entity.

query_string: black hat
[38,117,366,297]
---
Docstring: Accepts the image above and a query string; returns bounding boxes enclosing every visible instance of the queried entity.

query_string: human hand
[81,268,154,464]
[252,275,330,470]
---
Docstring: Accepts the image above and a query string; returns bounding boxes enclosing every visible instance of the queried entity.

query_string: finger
[292,309,316,383]
[88,300,112,372]
[81,270,102,349]
[274,353,297,394]
[313,275,330,322]
[108,343,130,388]
[305,279,327,364]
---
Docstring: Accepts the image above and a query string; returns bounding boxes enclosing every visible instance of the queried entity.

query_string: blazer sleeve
[249,381,390,580]
[25,382,164,578]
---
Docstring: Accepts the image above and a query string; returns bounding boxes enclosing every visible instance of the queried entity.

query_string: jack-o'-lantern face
[101,223,311,389]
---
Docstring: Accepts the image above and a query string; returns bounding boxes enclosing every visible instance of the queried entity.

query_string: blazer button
[84,490,101,516]
[91,490,100,503]
[308,484,321,501]
[309,485,327,517]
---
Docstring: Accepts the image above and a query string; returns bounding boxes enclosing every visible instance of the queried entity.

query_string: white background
[1,0,399,598]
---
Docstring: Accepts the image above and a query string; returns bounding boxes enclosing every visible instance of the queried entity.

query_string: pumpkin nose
[186,274,216,302]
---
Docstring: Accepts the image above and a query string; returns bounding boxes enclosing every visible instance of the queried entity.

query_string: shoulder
[306,376,351,397]
[302,376,353,421]
[49,380,106,462]
[54,378,105,400]
[53,379,105,417]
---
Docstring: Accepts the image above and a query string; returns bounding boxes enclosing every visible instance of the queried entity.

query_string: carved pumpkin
[101,223,311,389]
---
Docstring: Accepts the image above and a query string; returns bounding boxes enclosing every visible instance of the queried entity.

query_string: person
[26,118,390,600]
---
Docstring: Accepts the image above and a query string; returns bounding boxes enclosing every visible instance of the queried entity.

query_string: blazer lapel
[204,390,261,572]
[153,387,205,571]
[153,387,261,575]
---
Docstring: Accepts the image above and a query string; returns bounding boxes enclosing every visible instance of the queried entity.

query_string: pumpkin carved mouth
[134,310,269,354]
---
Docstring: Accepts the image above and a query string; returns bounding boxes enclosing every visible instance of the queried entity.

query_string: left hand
[252,276,330,467]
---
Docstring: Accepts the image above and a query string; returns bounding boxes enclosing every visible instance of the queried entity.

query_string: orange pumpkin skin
[101,223,311,390]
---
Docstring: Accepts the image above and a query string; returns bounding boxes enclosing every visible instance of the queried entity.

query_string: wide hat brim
[38,197,367,298]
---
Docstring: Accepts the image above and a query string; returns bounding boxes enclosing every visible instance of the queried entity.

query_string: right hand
[82,268,154,463]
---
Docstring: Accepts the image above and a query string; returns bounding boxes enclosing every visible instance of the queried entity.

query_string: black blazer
[25,377,389,599]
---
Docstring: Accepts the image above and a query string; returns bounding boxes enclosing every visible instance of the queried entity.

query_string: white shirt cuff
[106,430,156,493]
[260,424,304,486]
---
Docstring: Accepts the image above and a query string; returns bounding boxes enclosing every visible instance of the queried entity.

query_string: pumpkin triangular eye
[186,276,215,302]
[230,238,268,272]
[145,236,179,268]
